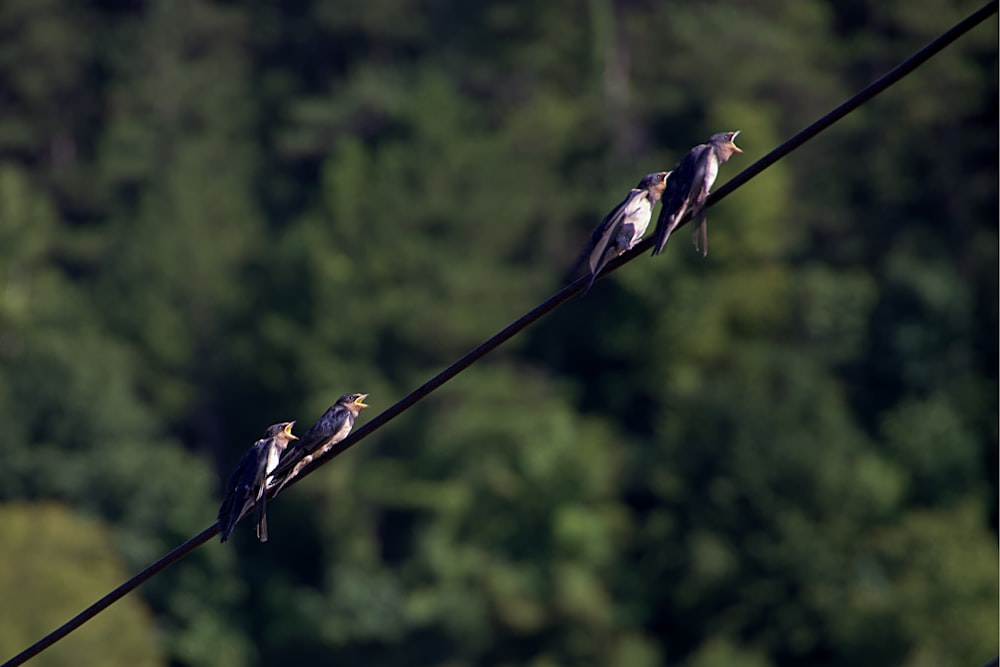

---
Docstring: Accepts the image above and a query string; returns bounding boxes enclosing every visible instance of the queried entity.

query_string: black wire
[283,0,1000,482]
[3,2,995,665]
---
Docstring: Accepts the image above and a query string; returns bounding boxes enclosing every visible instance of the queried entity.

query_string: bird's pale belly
[318,420,353,455]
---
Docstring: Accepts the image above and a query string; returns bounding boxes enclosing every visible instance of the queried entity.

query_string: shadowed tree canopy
[0,1,995,666]
[0,503,166,667]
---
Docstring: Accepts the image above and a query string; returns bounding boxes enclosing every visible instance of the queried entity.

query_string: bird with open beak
[651,131,742,257]
[270,393,370,495]
[218,421,298,543]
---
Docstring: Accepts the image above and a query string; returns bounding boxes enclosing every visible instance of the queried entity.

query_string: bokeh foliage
[0,1,995,666]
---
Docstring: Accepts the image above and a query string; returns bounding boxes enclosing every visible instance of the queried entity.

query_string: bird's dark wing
[651,146,709,256]
[588,188,649,277]
[301,407,350,453]
[687,146,723,257]
[565,189,638,283]
[274,407,338,476]
[270,405,350,492]
[218,439,268,542]
[218,449,251,542]
[272,442,304,481]
[588,191,637,273]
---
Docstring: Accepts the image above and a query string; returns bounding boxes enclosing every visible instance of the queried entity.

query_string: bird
[217,421,298,543]
[269,393,370,495]
[567,171,671,292]
[650,131,742,257]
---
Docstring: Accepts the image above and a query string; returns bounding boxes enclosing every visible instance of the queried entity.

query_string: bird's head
[264,421,299,446]
[709,131,742,162]
[338,393,370,416]
[637,170,671,196]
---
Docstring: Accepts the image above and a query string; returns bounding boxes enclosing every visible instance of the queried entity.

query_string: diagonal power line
[3,2,995,665]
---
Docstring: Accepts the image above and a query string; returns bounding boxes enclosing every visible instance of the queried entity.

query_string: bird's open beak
[730,131,743,153]
[284,422,299,439]
[354,394,370,409]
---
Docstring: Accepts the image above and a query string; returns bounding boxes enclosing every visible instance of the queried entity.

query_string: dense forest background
[0,1,996,666]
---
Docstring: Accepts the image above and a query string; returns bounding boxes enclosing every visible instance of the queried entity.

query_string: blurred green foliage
[0,502,165,667]
[0,1,995,666]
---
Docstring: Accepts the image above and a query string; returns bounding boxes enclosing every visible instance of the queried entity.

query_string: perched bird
[570,171,671,292]
[270,393,370,495]
[651,131,742,257]
[217,421,298,543]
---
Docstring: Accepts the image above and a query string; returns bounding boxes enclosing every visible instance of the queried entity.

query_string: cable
[3,2,995,665]
[282,0,1000,484]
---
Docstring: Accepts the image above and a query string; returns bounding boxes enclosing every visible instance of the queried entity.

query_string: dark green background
[0,1,996,665]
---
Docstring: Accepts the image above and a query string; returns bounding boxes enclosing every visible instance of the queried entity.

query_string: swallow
[218,421,298,543]
[569,171,671,292]
[651,131,742,257]
[270,393,370,495]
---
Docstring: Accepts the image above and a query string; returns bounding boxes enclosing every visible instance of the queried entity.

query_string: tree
[0,502,166,667]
